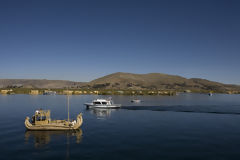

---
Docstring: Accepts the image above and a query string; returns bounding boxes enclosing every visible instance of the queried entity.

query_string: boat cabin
[93,99,112,105]
[32,109,51,125]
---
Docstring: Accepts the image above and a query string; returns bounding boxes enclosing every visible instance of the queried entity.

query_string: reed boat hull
[25,114,83,131]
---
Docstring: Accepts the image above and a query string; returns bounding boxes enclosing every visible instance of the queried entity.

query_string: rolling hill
[0,79,85,89]
[0,72,240,93]
[87,72,240,92]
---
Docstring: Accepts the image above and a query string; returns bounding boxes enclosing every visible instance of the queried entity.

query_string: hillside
[0,72,240,93]
[88,72,240,92]
[89,72,187,89]
[0,79,85,89]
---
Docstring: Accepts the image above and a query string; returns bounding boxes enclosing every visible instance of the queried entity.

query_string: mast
[67,94,70,122]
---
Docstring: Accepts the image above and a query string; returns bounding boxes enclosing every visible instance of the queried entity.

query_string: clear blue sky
[0,0,240,84]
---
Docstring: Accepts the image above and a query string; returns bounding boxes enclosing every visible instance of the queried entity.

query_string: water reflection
[25,129,83,148]
[87,108,118,118]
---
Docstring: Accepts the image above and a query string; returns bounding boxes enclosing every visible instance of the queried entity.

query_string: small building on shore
[93,91,99,94]
[158,91,169,95]
[117,91,124,94]
[43,90,56,95]
[63,90,73,95]
[148,91,156,95]
[30,90,39,95]
[227,91,240,94]
[184,90,191,93]
[1,89,13,94]
[74,91,83,95]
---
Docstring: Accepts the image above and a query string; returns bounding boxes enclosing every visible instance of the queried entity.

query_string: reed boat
[25,96,83,131]
[25,110,83,130]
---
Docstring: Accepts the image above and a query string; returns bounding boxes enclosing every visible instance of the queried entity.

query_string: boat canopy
[93,99,112,105]
[33,109,51,125]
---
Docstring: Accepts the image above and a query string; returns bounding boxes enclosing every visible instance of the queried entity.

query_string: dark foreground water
[0,93,240,160]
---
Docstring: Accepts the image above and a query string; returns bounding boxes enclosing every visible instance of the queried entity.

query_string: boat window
[102,102,107,104]
[36,116,47,121]
[41,116,46,121]
[93,102,101,105]
[36,116,41,121]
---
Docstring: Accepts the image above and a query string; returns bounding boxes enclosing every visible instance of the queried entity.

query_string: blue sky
[0,0,240,84]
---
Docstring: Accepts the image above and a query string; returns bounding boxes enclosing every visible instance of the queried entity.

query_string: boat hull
[25,113,83,131]
[131,100,141,103]
[84,103,121,109]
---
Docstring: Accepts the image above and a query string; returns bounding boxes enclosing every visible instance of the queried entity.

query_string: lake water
[1,93,240,160]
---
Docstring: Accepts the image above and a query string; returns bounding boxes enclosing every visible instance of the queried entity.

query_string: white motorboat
[131,99,141,103]
[84,98,121,109]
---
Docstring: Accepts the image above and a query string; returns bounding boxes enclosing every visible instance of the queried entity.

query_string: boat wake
[121,105,240,115]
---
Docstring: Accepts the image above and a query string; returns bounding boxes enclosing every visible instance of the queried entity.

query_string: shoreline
[1,88,239,95]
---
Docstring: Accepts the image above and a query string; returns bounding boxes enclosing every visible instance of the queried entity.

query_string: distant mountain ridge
[0,72,240,93]
[0,79,85,89]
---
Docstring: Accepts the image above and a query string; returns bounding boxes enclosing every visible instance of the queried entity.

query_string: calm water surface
[0,93,240,160]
